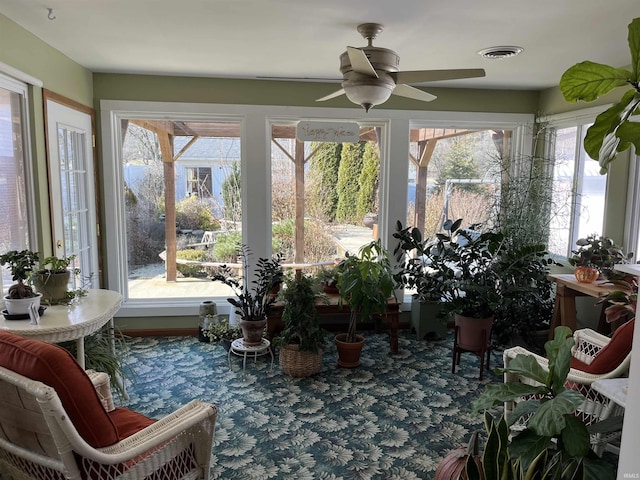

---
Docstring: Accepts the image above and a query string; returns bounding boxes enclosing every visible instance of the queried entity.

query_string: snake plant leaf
[529,389,585,437]
[508,429,551,473]
[561,414,591,457]
[560,61,632,102]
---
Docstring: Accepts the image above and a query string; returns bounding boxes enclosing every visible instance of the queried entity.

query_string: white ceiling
[1,0,638,91]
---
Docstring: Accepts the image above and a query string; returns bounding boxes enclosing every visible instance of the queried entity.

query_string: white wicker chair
[503,325,632,454]
[0,347,217,480]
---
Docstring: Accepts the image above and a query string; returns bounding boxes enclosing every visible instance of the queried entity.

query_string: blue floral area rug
[122,332,503,479]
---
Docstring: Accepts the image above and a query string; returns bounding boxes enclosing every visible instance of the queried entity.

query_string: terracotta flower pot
[574,266,599,283]
[335,333,365,368]
[454,314,493,352]
[238,318,267,346]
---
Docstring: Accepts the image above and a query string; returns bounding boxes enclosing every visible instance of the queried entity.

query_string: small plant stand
[227,338,274,380]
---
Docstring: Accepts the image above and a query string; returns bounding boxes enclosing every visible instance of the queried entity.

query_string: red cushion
[0,331,154,448]
[577,320,634,374]
[110,408,155,440]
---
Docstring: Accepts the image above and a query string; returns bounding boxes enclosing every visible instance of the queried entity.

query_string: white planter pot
[4,293,42,315]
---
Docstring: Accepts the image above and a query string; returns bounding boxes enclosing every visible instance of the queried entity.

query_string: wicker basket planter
[279,343,322,377]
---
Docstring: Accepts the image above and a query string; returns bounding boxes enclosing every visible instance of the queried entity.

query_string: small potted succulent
[0,249,42,315]
[568,234,632,283]
[211,245,283,345]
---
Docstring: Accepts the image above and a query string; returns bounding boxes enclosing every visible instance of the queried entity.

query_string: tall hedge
[356,142,380,218]
[336,141,366,223]
[308,142,341,222]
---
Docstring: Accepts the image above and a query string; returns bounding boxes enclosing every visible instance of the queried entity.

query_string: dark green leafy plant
[470,326,616,478]
[559,17,640,174]
[567,234,632,278]
[437,219,503,319]
[274,274,326,352]
[0,249,39,299]
[392,221,456,304]
[335,239,397,343]
[211,245,283,321]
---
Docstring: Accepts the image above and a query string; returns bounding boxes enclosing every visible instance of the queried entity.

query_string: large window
[101,102,532,315]
[406,128,508,236]
[120,120,242,300]
[547,124,607,258]
[270,123,381,270]
[0,74,35,294]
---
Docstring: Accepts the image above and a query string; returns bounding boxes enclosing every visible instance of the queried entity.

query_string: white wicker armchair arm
[65,400,217,464]
[572,328,610,364]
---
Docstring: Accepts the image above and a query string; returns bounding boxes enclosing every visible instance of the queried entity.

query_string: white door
[46,99,100,289]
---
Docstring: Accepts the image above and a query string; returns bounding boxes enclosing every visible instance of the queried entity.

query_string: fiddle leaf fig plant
[560,17,640,174]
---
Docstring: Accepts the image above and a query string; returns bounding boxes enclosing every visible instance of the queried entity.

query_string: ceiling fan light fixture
[343,83,393,112]
[477,46,524,59]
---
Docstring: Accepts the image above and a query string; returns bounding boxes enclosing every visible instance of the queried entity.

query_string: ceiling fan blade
[347,47,378,78]
[393,68,486,84]
[316,88,346,102]
[392,84,437,102]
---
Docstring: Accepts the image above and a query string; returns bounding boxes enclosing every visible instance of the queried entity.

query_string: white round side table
[228,338,274,380]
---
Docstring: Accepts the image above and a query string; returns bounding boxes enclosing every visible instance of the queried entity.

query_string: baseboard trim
[122,328,198,337]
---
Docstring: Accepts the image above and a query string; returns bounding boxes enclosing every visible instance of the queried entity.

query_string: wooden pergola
[122,120,495,281]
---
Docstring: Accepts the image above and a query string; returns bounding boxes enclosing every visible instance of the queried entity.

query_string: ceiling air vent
[477,46,523,59]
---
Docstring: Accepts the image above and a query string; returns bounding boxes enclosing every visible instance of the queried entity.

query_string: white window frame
[540,105,612,260]
[101,100,532,317]
[0,72,38,295]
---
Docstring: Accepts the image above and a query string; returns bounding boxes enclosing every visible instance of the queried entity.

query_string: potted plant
[436,220,502,353]
[274,273,326,377]
[598,276,637,326]
[334,239,396,368]
[0,249,42,315]
[393,221,453,340]
[491,239,556,349]
[445,326,617,479]
[210,245,283,346]
[567,234,632,282]
[316,265,340,294]
[204,318,243,351]
[34,254,79,305]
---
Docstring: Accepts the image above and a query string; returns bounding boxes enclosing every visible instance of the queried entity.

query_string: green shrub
[212,232,242,262]
[176,249,207,277]
[176,196,218,231]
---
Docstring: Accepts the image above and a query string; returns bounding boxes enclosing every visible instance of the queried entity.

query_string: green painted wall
[93,73,539,113]
[0,14,93,106]
[0,14,93,256]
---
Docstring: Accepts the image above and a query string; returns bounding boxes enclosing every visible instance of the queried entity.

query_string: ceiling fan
[317,23,486,112]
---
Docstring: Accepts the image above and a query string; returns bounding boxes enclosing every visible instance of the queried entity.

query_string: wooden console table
[548,273,619,336]
[267,294,401,354]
